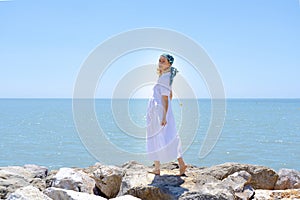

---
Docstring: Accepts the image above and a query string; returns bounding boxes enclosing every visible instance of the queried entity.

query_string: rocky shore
[1,161,300,200]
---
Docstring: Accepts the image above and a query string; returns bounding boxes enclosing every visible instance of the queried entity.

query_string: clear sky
[0,0,299,98]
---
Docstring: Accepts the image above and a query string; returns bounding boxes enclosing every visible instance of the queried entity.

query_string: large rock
[275,168,300,190]
[118,161,173,199]
[23,164,48,179]
[7,185,51,200]
[179,191,234,200]
[221,171,251,192]
[92,164,123,198]
[199,162,278,189]
[0,165,48,199]
[110,195,142,200]
[44,187,107,200]
[221,171,255,200]
[51,167,96,194]
[119,161,237,200]
[254,189,300,200]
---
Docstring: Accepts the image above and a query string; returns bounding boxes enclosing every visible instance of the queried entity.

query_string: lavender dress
[146,72,183,162]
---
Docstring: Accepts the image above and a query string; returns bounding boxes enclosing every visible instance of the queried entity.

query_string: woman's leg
[148,161,160,175]
[154,161,160,174]
[177,157,187,175]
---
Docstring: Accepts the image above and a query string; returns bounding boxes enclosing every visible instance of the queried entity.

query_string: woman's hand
[161,117,167,126]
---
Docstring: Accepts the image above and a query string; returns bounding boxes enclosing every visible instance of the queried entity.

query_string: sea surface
[0,98,299,171]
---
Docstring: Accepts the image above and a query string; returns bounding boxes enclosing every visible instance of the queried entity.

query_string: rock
[7,185,51,200]
[119,161,236,200]
[92,165,123,198]
[254,189,300,200]
[222,171,251,192]
[119,161,182,199]
[199,162,278,189]
[179,190,235,200]
[235,185,255,200]
[0,168,30,199]
[0,165,47,199]
[24,164,48,179]
[126,186,174,200]
[45,169,58,188]
[110,194,141,200]
[51,167,96,194]
[44,187,107,200]
[221,171,255,199]
[275,168,300,190]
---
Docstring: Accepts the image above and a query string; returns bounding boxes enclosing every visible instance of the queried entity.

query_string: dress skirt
[146,95,183,162]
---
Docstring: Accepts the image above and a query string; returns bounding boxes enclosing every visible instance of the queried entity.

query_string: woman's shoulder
[159,72,171,80]
[158,72,170,86]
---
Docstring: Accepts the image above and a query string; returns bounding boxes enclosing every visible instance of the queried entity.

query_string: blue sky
[0,0,299,98]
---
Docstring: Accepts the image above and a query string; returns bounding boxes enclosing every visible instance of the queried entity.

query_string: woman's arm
[170,90,173,100]
[161,95,168,126]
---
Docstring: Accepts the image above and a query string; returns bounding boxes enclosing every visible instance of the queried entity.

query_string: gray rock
[119,161,236,200]
[51,167,96,194]
[44,187,107,200]
[274,168,300,190]
[110,194,141,199]
[254,189,300,200]
[0,165,47,199]
[179,190,234,200]
[221,171,255,199]
[235,185,255,200]
[23,164,48,179]
[118,161,177,199]
[221,171,251,192]
[92,165,123,198]
[199,162,278,189]
[7,185,51,200]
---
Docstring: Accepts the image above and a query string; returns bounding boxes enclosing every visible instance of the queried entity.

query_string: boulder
[179,190,235,200]
[7,185,51,200]
[110,194,141,199]
[0,165,47,199]
[118,161,181,199]
[92,165,123,198]
[51,167,96,194]
[199,162,278,189]
[119,161,237,200]
[44,187,107,200]
[221,171,255,199]
[221,171,251,192]
[254,189,300,200]
[274,168,300,190]
[23,164,48,179]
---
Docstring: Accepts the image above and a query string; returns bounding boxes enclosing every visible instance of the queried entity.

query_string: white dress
[146,72,183,162]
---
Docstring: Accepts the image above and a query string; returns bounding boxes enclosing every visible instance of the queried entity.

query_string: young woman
[146,53,187,176]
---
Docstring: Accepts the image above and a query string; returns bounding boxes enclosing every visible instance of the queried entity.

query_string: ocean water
[0,99,299,171]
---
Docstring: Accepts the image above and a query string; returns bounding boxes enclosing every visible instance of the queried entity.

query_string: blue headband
[161,53,174,65]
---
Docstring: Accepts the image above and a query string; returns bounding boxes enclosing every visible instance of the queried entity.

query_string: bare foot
[179,165,187,176]
[148,168,160,175]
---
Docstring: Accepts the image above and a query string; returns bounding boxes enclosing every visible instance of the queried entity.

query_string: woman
[146,53,187,176]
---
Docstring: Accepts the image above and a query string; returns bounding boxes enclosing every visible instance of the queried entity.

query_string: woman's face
[158,56,171,70]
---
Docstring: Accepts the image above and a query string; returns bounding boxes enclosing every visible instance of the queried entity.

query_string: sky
[0,0,299,98]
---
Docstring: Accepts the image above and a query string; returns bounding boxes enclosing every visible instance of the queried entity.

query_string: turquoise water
[0,99,299,170]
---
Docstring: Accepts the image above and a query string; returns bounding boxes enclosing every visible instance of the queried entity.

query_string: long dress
[146,72,183,162]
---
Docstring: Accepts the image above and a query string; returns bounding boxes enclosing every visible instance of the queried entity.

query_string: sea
[0,98,299,171]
